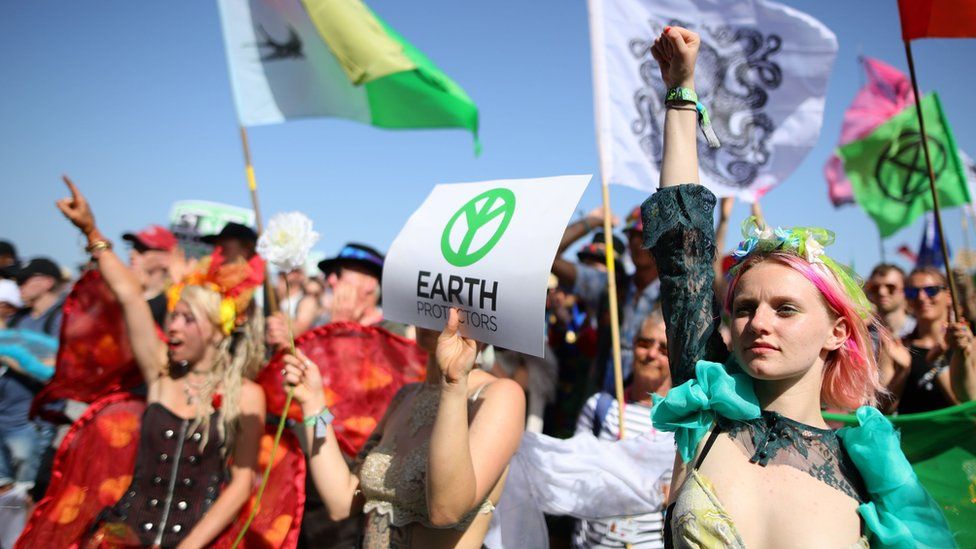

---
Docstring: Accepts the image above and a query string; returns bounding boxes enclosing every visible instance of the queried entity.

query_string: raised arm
[643,28,727,386]
[426,309,524,526]
[551,207,617,289]
[282,349,366,521]
[56,176,166,385]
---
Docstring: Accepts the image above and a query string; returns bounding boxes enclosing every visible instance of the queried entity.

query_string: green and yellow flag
[839,93,969,237]
[217,0,479,150]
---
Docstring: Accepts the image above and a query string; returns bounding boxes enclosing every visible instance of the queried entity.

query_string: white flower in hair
[804,235,825,264]
[257,212,320,271]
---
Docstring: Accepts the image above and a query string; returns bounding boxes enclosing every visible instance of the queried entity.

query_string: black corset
[96,403,226,548]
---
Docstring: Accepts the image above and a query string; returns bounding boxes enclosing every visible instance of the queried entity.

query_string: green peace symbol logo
[441,188,517,267]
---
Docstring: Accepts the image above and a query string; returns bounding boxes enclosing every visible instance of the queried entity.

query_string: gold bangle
[86,240,112,254]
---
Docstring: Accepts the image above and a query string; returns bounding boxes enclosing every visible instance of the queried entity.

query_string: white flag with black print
[588,0,838,201]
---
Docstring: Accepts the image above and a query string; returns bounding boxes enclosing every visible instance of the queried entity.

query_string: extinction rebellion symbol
[441,188,516,267]
[874,129,947,204]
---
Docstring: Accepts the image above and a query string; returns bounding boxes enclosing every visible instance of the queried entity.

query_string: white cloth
[0,483,30,549]
[0,280,22,308]
[485,431,675,549]
[589,0,838,201]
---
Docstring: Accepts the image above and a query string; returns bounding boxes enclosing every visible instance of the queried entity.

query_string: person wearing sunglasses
[888,267,976,414]
[864,263,915,338]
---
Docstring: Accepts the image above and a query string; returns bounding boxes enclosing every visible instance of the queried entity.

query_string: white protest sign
[383,175,591,357]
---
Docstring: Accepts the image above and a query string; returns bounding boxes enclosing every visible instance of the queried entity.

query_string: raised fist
[650,26,700,90]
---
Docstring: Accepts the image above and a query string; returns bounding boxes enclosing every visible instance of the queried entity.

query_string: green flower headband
[729,217,872,319]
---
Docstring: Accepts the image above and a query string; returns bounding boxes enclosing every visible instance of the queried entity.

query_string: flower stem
[231,278,297,548]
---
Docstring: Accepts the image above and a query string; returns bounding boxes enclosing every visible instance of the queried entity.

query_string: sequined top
[642,185,869,544]
[357,383,495,547]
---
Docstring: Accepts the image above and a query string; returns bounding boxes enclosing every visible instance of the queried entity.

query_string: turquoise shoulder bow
[651,360,760,463]
[838,406,957,548]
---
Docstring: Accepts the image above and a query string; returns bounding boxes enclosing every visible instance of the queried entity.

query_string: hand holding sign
[436,308,478,385]
[383,175,590,357]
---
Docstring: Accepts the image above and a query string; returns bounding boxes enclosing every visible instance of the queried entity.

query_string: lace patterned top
[357,382,495,548]
[715,412,868,502]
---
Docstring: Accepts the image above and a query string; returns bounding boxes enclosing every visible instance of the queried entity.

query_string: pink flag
[824,57,913,206]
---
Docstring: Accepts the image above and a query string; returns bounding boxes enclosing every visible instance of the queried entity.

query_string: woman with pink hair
[646,26,952,548]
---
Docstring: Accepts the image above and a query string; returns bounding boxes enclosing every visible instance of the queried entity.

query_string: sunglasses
[905,285,945,300]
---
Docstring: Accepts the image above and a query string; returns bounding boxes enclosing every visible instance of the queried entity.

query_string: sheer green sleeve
[641,185,728,386]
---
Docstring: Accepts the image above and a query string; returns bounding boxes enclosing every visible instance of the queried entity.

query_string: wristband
[303,405,335,439]
[86,240,113,255]
[665,87,721,148]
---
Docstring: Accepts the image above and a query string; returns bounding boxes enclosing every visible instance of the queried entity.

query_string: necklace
[182,368,218,406]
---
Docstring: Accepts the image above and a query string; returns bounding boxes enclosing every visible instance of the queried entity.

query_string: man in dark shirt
[1,258,65,490]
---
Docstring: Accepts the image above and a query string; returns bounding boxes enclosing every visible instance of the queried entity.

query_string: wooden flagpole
[238,125,279,314]
[599,177,628,440]
[902,41,962,321]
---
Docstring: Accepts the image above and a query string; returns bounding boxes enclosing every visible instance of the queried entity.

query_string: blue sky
[2,0,975,276]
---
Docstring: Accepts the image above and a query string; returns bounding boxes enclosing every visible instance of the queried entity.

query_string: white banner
[589,0,838,201]
[216,0,371,126]
[169,200,256,257]
[383,176,591,357]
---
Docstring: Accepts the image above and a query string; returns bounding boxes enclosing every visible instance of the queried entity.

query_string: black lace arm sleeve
[641,184,729,386]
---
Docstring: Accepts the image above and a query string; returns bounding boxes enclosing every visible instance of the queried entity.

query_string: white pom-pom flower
[257,212,320,271]
[804,235,825,264]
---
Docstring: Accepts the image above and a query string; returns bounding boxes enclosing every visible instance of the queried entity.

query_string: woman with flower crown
[53,176,267,548]
[646,27,953,548]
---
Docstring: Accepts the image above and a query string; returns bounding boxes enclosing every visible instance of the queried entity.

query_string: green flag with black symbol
[824,401,976,547]
[839,92,969,237]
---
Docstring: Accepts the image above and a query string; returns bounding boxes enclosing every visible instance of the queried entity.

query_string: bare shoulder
[470,370,524,405]
[238,379,266,413]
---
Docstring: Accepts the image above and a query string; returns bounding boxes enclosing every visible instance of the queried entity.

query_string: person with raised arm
[54,176,266,549]
[644,27,953,548]
[282,308,524,548]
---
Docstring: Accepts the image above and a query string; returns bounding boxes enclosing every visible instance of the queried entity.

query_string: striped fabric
[572,393,672,549]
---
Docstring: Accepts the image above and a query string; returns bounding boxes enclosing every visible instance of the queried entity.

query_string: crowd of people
[0,26,969,549]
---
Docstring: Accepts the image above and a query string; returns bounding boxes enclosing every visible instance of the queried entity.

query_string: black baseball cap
[0,241,17,260]
[200,222,258,245]
[13,257,62,284]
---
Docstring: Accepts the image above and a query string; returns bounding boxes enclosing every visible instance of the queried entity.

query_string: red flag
[899,0,976,40]
[257,322,427,456]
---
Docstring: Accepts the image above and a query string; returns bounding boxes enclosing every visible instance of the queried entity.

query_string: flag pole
[600,177,628,440]
[238,125,279,314]
[588,0,626,440]
[902,40,961,321]
[879,229,887,264]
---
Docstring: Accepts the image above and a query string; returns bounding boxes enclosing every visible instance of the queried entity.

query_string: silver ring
[280,368,287,377]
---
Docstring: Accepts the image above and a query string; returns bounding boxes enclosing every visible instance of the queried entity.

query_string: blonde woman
[56,176,265,549]
[283,309,525,548]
